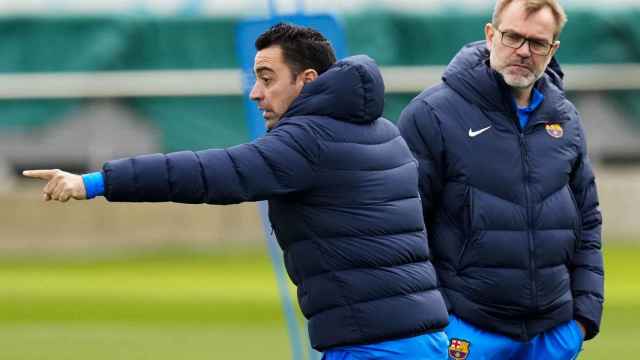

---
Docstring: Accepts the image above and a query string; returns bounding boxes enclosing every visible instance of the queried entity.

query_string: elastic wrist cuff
[82,172,105,199]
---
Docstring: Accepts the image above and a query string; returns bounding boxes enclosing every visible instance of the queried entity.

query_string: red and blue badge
[449,338,471,360]
[545,123,564,138]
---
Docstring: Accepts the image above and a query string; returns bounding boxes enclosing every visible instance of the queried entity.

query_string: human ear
[485,23,495,49]
[302,69,318,84]
[550,41,560,56]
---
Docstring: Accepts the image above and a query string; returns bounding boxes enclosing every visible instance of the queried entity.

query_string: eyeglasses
[496,29,556,56]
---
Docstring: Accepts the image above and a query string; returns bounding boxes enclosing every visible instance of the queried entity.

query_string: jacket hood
[282,55,385,124]
[443,41,567,116]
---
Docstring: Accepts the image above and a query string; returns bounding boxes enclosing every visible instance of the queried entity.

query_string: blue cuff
[82,172,105,199]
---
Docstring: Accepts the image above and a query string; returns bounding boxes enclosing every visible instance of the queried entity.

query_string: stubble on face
[252,46,303,130]
[491,51,539,89]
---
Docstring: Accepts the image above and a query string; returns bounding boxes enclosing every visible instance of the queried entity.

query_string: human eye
[260,76,271,85]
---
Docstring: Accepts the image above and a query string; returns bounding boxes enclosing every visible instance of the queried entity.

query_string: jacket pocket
[567,185,583,251]
[457,186,474,268]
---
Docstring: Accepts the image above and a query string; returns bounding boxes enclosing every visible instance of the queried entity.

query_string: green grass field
[0,244,637,359]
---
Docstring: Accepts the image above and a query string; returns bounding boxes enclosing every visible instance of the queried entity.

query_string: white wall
[0,0,637,17]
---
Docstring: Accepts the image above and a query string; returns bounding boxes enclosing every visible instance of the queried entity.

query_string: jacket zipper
[518,133,537,315]
[514,108,537,340]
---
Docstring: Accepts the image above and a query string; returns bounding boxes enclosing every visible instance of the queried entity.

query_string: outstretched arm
[23,121,318,205]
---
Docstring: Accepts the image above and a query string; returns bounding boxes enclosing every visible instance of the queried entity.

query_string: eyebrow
[254,66,275,76]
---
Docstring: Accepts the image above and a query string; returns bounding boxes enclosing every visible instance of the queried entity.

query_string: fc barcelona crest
[449,338,471,360]
[545,123,564,138]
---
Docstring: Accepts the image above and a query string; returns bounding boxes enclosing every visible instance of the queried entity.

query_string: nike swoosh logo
[468,126,492,138]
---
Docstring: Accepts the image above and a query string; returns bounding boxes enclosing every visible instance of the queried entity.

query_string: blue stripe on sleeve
[82,171,105,199]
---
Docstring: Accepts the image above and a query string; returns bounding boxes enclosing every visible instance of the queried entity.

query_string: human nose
[249,82,262,101]
[515,40,532,57]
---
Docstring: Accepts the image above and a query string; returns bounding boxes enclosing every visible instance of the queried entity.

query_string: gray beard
[501,69,542,89]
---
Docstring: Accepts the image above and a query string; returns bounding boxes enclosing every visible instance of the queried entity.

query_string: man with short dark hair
[398,0,603,358]
[25,23,450,359]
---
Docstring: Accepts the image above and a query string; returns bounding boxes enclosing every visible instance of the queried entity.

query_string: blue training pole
[268,0,277,18]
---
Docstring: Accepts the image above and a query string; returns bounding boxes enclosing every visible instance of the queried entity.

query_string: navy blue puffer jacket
[398,42,603,341]
[102,55,449,350]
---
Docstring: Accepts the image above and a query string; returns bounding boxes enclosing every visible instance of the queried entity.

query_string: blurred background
[0,0,638,359]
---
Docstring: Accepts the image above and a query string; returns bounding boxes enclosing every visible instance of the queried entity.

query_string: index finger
[22,169,58,180]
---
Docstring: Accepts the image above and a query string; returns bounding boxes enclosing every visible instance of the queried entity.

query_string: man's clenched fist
[23,169,87,202]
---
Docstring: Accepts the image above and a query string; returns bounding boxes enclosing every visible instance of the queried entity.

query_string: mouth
[261,110,274,120]
[508,63,532,71]
[505,64,534,77]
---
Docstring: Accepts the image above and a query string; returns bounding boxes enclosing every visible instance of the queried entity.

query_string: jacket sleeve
[397,99,450,309]
[569,121,604,341]
[397,98,445,224]
[102,122,318,204]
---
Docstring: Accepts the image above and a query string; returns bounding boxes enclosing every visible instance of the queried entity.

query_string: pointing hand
[22,169,87,202]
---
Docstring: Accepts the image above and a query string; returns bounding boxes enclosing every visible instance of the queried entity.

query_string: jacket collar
[442,41,572,125]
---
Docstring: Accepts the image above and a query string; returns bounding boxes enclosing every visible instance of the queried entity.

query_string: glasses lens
[502,32,523,48]
[529,41,551,55]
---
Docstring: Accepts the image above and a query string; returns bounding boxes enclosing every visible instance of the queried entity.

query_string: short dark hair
[255,23,337,78]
